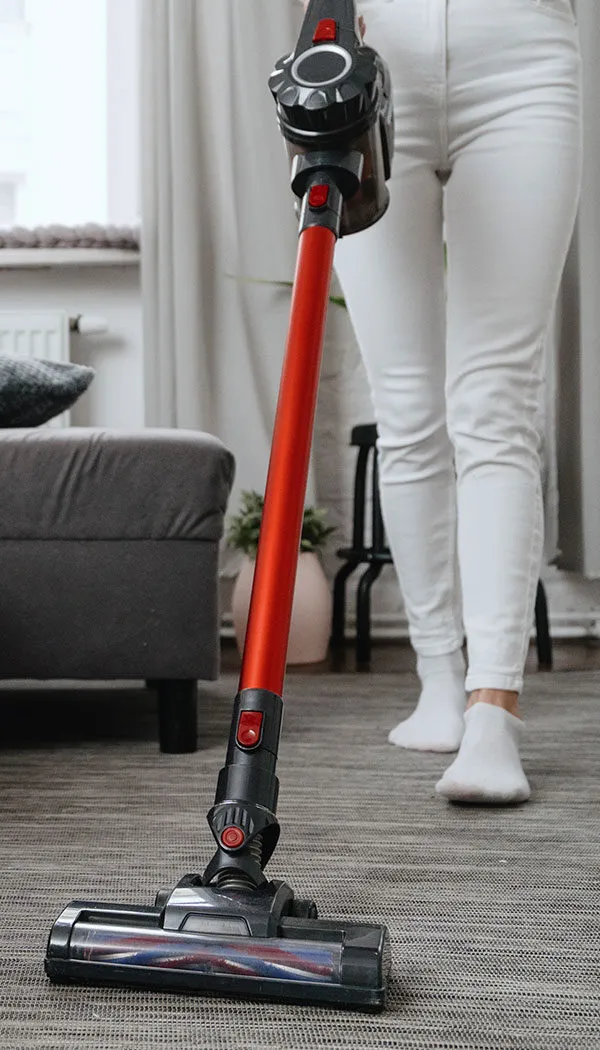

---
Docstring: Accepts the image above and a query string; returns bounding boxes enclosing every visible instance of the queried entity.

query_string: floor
[0,644,599,1049]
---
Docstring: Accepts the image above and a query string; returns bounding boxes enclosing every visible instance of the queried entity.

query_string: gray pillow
[0,355,95,427]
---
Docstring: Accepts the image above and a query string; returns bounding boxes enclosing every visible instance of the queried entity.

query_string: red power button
[308,184,330,209]
[236,710,263,749]
[313,18,337,43]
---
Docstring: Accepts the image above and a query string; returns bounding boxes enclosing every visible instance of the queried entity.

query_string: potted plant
[228,490,335,664]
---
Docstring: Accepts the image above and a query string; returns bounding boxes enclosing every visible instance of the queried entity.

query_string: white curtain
[141,0,216,432]
[140,0,309,515]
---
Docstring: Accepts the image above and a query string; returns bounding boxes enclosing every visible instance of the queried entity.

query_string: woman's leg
[437,0,583,801]
[335,0,466,752]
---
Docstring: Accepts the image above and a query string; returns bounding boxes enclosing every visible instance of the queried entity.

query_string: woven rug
[1,671,598,1049]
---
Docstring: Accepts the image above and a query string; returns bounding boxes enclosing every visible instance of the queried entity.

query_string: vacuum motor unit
[269,0,394,237]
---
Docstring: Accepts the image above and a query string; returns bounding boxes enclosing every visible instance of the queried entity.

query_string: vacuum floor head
[45,879,391,1011]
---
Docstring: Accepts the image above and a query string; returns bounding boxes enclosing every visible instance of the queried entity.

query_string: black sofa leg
[150,679,198,754]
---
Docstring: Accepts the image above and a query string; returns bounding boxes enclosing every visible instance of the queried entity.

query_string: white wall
[0,262,143,427]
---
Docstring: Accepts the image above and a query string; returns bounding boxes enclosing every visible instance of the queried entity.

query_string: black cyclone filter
[269,0,394,236]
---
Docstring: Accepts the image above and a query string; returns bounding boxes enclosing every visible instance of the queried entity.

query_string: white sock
[388,649,466,753]
[436,702,531,804]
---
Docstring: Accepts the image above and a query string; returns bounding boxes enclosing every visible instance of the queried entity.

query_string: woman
[304,0,583,802]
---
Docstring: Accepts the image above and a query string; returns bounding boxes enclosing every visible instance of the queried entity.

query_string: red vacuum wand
[242,0,394,695]
[197,0,396,891]
[240,223,336,696]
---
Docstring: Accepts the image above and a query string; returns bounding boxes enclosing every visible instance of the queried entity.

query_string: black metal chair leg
[534,579,553,671]
[331,561,360,649]
[356,562,384,670]
[352,445,370,551]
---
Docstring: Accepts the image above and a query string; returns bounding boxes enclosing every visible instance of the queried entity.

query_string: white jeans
[334,0,583,693]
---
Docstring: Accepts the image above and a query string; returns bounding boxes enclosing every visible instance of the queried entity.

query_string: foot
[435,702,530,804]
[388,650,466,753]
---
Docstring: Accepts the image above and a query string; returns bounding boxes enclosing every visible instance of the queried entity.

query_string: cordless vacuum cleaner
[45,0,394,1011]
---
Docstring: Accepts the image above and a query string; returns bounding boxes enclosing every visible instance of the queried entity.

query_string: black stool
[331,423,553,672]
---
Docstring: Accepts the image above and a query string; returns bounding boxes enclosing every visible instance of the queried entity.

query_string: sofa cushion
[0,428,235,541]
[0,355,95,427]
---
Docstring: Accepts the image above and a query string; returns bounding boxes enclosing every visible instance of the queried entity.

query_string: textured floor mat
[0,671,599,1048]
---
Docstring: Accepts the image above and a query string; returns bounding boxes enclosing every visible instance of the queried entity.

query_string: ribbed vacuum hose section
[216,835,263,891]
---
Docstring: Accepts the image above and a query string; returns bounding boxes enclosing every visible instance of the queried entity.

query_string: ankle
[417,648,465,680]
[467,689,520,718]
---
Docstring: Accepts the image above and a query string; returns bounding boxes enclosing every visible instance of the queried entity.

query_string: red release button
[237,710,263,749]
[308,184,330,209]
[221,826,245,849]
[313,18,337,43]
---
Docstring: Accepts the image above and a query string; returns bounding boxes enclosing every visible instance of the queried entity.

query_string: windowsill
[0,248,140,270]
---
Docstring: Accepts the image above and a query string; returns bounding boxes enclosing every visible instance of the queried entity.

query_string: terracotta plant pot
[231,551,333,665]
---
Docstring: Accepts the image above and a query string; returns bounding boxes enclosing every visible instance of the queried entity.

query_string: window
[0,1,25,19]
[0,0,139,230]
[0,180,16,225]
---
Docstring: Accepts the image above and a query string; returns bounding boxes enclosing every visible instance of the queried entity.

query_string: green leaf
[225,273,347,309]
[227,490,335,558]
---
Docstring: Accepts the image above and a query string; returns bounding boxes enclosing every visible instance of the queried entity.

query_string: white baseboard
[220,610,600,641]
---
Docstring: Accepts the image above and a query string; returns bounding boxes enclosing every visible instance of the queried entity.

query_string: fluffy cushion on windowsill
[0,225,140,251]
[0,355,95,427]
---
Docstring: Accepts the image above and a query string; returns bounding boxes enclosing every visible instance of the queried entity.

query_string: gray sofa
[0,427,235,752]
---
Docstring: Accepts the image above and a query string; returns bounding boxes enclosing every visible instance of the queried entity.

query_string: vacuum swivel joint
[203,688,284,890]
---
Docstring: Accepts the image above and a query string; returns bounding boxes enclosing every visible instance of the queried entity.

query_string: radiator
[0,310,107,427]
[0,310,70,426]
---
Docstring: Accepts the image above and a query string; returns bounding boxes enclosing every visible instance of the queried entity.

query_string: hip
[357,0,581,112]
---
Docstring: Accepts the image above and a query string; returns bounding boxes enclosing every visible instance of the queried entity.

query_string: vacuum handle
[296,0,360,52]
